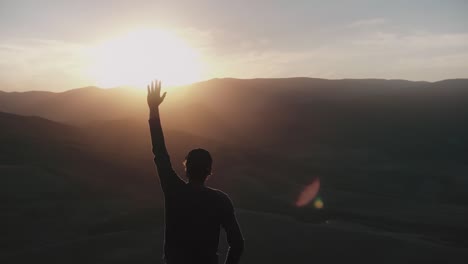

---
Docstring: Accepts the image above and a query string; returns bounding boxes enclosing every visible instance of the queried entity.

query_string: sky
[1,0,467,91]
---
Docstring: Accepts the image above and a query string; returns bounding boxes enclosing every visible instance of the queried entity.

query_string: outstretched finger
[155,79,160,95]
[147,85,150,95]
[161,91,167,101]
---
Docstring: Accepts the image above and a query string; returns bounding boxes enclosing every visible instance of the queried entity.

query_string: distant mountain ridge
[1,77,467,138]
[1,77,468,156]
[0,86,145,124]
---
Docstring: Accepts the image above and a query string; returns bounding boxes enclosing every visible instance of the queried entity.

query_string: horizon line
[2,76,468,93]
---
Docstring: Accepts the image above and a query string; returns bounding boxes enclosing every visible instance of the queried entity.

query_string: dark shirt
[149,118,244,264]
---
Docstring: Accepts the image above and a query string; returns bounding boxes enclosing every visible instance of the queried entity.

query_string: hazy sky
[1,0,467,91]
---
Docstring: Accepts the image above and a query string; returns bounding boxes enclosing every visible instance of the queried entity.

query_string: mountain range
[1,78,468,263]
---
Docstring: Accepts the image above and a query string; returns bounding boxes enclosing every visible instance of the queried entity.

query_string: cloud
[202,46,359,80]
[352,32,468,48]
[0,38,92,91]
[347,18,387,28]
[202,31,468,81]
[1,29,468,91]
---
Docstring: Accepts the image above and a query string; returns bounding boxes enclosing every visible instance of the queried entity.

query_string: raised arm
[147,80,184,192]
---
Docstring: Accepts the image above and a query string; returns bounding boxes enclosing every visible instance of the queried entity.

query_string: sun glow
[88,29,203,88]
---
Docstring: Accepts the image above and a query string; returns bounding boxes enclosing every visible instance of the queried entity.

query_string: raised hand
[147,80,167,109]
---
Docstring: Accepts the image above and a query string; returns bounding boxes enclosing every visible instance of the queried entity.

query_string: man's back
[164,183,236,263]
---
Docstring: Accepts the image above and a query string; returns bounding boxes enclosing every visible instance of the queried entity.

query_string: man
[147,80,244,264]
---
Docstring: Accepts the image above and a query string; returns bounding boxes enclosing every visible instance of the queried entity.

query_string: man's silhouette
[147,80,244,264]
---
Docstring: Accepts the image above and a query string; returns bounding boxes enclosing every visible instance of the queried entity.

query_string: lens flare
[314,197,324,209]
[295,177,320,207]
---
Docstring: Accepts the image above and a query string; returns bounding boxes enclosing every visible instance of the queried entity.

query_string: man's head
[184,148,212,182]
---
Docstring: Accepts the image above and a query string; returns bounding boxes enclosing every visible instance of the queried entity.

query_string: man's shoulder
[206,187,232,203]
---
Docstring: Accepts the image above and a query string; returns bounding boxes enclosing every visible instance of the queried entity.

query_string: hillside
[2,78,468,147]
[2,78,468,262]
[0,112,161,254]
[2,78,468,205]
[0,87,146,125]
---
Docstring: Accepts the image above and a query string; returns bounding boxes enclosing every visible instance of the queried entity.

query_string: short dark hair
[184,148,212,181]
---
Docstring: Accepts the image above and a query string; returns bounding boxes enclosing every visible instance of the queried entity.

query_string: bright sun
[88,29,203,88]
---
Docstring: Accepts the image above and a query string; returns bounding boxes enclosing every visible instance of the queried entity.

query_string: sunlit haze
[88,29,202,88]
[0,0,467,91]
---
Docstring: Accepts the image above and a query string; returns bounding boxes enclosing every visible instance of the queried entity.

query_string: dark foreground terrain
[1,78,468,263]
